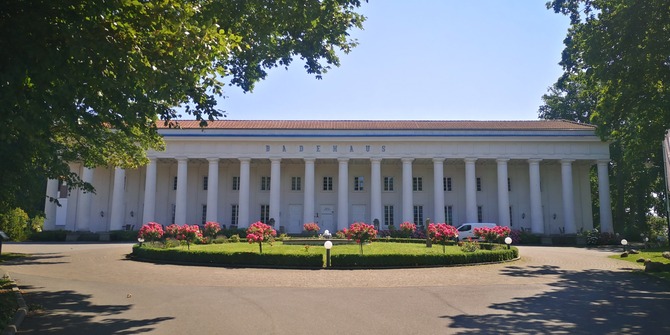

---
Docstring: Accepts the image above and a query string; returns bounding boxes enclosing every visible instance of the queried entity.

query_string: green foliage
[542,0,670,235]
[459,240,480,253]
[29,230,68,242]
[0,277,18,331]
[330,249,518,268]
[110,230,140,242]
[228,234,241,243]
[0,208,29,241]
[0,0,366,214]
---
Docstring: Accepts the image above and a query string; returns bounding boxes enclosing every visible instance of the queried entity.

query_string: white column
[598,160,614,233]
[528,159,543,234]
[402,158,414,223]
[110,167,126,231]
[76,167,94,231]
[206,158,219,223]
[561,159,576,234]
[303,158,315,225]
[464,158,477,223]
[44,179,59,230]
[433,158,445,223]
[175,158,188,225]
[337,158,349,230]
[370,158,382,225]
[238,158,251,227]
[142,158,157,224]
[497,159,511,227]
[270,158,281,228]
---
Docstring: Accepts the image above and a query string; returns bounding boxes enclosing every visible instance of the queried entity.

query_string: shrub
[220,227,248,238]
[0,208,29,241]
[330,248,518,268]
[204,222,221,239]
[303,223,320,235]
[427,223,459,253]
[343,222,377,255]
[110,230,140,241]
[176,225,203,250]
[29,230,68,241]
[229,234,241,243]
[474,226,511,243]
[29,215,45,233]
[399,222,416,238]
[137,222,164,243]
[459,239,480,252]
[246,222,276,253]
[212,236,228,244]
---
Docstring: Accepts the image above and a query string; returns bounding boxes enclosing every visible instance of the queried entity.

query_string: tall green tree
[541,0,670,235]
[0,0,366,214]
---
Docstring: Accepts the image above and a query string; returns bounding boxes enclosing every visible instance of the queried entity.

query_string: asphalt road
[1,243,669,335]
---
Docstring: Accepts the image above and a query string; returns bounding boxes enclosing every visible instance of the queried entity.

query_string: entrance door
[352,204,366,224]
[288,205,303,234]
[320,205,334,232]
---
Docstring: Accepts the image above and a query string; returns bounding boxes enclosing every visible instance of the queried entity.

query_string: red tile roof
[157,120,595,131]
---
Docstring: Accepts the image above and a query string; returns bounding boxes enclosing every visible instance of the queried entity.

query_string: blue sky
[218,1,570,121]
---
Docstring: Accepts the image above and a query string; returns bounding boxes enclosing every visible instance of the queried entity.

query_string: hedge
[132,245,323,268]
[329,248,518,268]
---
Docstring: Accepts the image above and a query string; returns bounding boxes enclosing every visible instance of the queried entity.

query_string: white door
[352,204,366,224]
[288,205,303,234]
[320,205,334,232]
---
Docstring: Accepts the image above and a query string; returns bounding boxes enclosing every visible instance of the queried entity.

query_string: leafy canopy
[0,0,366,213]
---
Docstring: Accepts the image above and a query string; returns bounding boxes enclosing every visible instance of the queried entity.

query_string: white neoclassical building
[43,120,614,234]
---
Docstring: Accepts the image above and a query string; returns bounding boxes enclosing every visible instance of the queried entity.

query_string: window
[171,204,176,224]
[384,205,394,226]
[509,206,513,226]
[445,205,453,225]
[201,204,207,224]
[291,177,302,191]
[447,177,452,192]
[508,178,511,192]
[413,205,424,225]
[203,176,208,190]
[232,176,240,191]
[383,177,394,191]
[413,177,423,191]
[231,205,239,226]
[260,205,270,223]
[476,177,482,191]
[261,176,271,191]
[173,176,178,190]
[354,176,364,191]
[477,206,483,223]
[323,176,333,191]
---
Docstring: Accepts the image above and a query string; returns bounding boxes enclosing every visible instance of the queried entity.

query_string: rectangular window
[383,177,394,191]
[203,176,208,190]
[323,176,333,191]
[354,176,364,191]
[261,176,271,191]
[447,177,452,192]
[413,177,423,191]
[413,205,424,225]
[476,177,482,192]
[171,204,176,224]
[231,205,239,226]
[232,176,240,191]
[509,206,513,226]
[477,206,483,223]
[260,205,270,224]
[201,204,207,225]
[445,205,454,225]
[384,205,394,226]
[291,177,302,191]
[508,178,511,192]
[173,176,178,190]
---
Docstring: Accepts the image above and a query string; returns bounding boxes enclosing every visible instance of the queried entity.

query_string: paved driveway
[2,243,669,334]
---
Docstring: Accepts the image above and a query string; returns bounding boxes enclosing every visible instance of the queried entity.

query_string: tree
[0,0,366,214]
[541,0,670,236]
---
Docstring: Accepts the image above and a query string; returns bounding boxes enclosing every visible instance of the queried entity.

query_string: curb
[2,274,27,335]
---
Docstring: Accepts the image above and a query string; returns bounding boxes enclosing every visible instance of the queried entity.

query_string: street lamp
[324,240,333,268]
[504,236,512,249]
[138,237,144,247]
[621,239,628,252]
[323,230,332,240]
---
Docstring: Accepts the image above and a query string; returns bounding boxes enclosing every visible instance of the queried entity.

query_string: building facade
[43,120,614,234]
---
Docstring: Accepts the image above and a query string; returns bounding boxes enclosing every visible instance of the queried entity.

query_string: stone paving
[2,243,670,334]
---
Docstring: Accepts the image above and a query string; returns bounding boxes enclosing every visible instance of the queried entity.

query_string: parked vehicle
[455,223,497,241]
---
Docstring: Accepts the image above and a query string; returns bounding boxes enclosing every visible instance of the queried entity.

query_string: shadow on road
[442,265,670,334]
[2,253,69,266]
[18,287,174,334]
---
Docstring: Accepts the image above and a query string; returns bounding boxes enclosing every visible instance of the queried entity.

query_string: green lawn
[169,241,501,255]
[610,248,670,281]
[0,277,18,331]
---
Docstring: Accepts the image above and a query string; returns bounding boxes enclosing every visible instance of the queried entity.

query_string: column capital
[561,159,575,164]
[270,157,282,164]
[528,158,542,164]
[496,158,510,163]
[239,157,251,163]
[597,159,610,165]
[370,157,383,163]
[464,157,477,164]
[175,156,189,162]
[432,158,445,164]
[207,157,220,163]
[303,157,316,163]
[401,157,414,164]
[338,157,350,163]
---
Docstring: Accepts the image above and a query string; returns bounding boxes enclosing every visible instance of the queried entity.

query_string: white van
[455,223,497,241]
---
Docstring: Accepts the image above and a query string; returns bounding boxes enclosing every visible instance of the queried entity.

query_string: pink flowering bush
[427,223,459,253]
[137,222,164,243]
[399,222,417,238]
[303,222,320,236]
[176,224,203,250]
[246,221,277,253]
[343,222,377,255]
[474,226,511,243]
[204,221,221,239]
[164,224,180,239]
